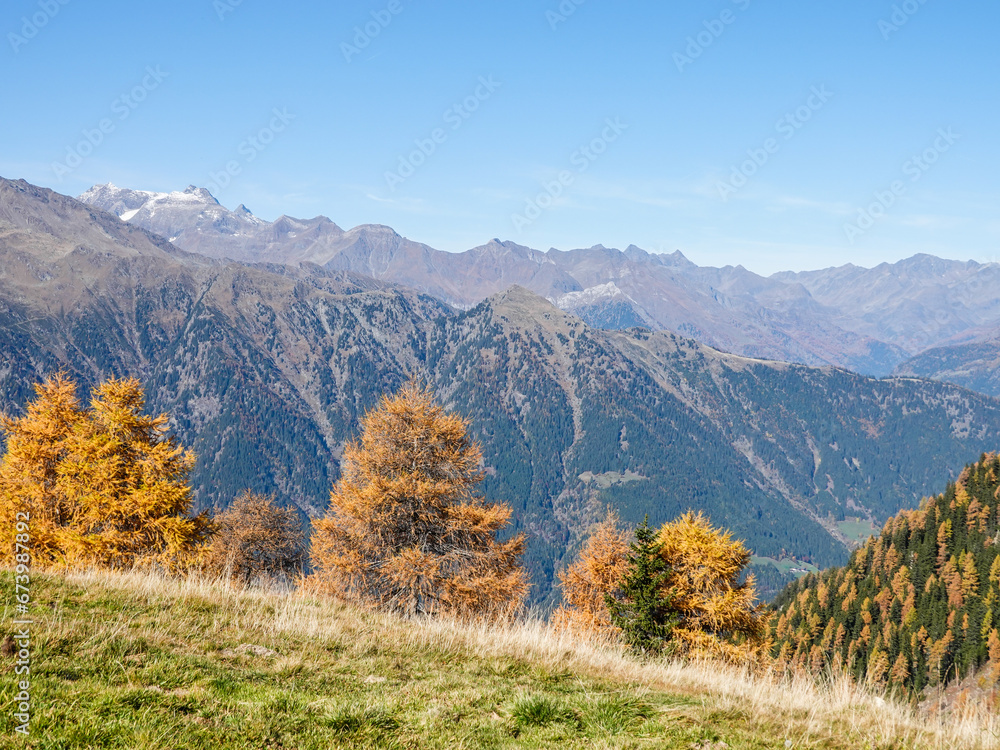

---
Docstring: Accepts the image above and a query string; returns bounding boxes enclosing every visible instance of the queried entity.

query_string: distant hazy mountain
[87,182,1000,377]
[894,337,1000,398]
[774,257,1000,357]
[5,176,1000,605]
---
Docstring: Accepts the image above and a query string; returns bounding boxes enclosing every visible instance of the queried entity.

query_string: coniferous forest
[772,453,1000,694]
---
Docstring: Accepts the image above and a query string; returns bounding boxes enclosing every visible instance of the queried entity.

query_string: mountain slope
[81,183,917,375]
[12,568,991,750]
[774,256,1000,357]
[1,178,447,520]
[7,177,1000,606]
[83,182,1000,381]
[772,452,1000,695]
[438,291,1000,601]
[895,338,1000,398]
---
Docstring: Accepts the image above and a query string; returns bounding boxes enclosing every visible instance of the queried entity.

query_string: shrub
[203,491,306,585]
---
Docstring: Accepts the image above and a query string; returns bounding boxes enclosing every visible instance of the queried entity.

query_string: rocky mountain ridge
[80,182,1000,380]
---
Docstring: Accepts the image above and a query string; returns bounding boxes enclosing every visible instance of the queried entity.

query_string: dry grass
[5,567,1000,749]
[278,588,1000,750]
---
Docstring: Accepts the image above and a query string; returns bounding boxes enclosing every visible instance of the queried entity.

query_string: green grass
[0,569,992,749]
[578,470,646,489]
[836,518,879,546]
[751,556,819,577]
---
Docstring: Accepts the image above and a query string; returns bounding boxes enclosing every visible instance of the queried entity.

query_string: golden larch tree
[988,628,1000,686]
[656,511,768,665]
[56,377,210,569]
[310,380,528,619]
[551,509,631,640]
[0,373,210,569]
[0,373,85,564]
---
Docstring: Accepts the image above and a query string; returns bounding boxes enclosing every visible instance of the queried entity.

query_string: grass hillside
[2,570,998,749]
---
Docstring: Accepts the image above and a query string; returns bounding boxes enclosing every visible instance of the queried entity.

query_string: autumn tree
[310,381,528,619]
[203,491,306,585]
[655,511,768,665]
[988,629,1000,686]
[0,373,210,569]
[554,509,764,665]
[552,509,631,640]
[0,373,84,564]
[769,453,1000,695]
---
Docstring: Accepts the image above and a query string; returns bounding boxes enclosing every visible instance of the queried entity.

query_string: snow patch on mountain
[79,183,223,219]
[554,282,629,307]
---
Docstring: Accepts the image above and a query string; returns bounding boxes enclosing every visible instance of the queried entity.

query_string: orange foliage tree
[553,509,768,665]
[0,373,210,569]
[0,373,84,564]
[203,491,306,585]
[656,511,768,664]
[310,381,528,618]
[551,510,631,641]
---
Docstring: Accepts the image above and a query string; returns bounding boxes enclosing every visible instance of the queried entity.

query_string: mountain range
[80,183,1000,383]
[4,176,1000,605]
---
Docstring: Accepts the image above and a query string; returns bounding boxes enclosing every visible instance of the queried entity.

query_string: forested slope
[772,453,1000,693]
[4,177,1000,606]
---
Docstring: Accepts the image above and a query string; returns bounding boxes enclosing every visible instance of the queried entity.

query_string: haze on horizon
[2,0,997,276]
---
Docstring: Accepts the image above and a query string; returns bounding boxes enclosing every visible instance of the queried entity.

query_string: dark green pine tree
[605,516,678,656]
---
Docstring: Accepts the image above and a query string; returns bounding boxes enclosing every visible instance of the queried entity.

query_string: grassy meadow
[0,569,996,749]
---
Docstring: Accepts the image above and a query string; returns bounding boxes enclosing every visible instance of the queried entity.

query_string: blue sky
[2,0,997,274]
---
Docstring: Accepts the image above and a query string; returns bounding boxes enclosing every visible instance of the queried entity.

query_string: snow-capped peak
[80,183,227,223]
[78,183,159,217]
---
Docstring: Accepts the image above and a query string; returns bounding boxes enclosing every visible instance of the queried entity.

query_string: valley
[3,176,1000,606]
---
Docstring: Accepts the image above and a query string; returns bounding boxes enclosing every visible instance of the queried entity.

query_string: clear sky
[2,0,997,274]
